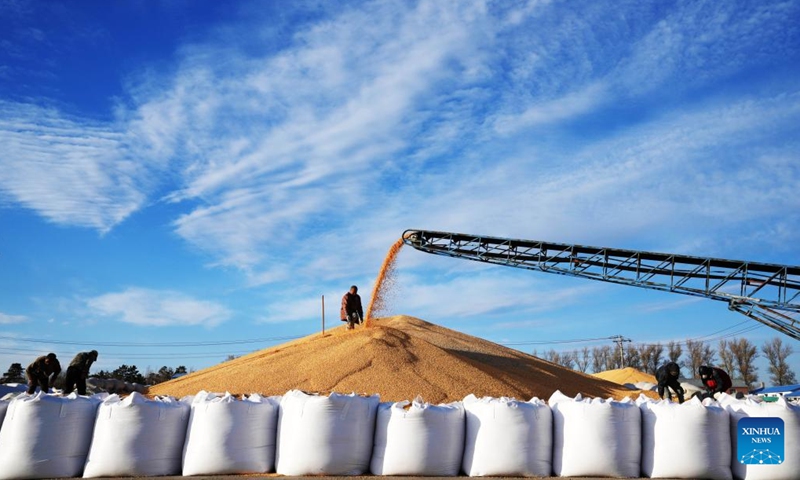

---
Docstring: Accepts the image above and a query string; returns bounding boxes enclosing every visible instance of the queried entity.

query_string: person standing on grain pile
[25,352,61,394]
[341,285,364,330]
[655,361,685,403]
[63,349,98,395]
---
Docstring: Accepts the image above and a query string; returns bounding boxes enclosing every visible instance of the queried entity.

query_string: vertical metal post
[321,295,325,335]
[611,334,631,368]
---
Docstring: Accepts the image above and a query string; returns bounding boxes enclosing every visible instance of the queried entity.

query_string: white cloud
[87,287,231,327]
[492,82,608,135]
[387,271,601,321]
[0,102,156,233]
[0,312,28,324]
[115,1,492,271]
[2,0,799,293]
[138,0,800,330]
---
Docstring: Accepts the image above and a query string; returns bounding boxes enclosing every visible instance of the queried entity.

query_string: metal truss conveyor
[402,229,800,340]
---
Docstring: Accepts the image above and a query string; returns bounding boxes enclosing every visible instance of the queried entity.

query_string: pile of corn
[149,315,646,402]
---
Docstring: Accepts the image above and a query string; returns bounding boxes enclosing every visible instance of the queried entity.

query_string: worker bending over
[698,365,732,400]
[655,361,685,403]
[63,350,98,395]
[341,285,364,330]
[25,353,61,394]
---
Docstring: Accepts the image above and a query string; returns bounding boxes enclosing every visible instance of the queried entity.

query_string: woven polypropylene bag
[276,390,379,475]
[549,390,641,478]
[182,391,279,475]
[370,398,465,476]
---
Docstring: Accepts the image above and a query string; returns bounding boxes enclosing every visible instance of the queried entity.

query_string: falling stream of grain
[364,238,404,327]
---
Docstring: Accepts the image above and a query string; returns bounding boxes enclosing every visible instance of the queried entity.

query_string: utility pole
[610,335,632,368]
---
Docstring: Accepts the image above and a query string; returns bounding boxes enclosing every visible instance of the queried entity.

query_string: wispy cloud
[0,312,28,324]
[86,287,232,327]
[2,0,799,309]
[633,296,706,314]
[0,102,156,233]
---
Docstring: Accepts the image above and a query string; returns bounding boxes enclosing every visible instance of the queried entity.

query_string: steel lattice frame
[402,229,800,340]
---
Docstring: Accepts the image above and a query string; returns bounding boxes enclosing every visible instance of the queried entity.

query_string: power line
[526,323,766,359]
[0,334,306,348]
[503,335,617,346]
[501,319,764,350]
[611,335,632,367]
[0,347,260,359]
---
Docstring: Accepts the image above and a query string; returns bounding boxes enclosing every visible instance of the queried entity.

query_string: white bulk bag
[462,395,552,477]
[0,392,100,480]
[725,395,800,480]
[549,391,641,478]
[0,383,27,399]
[640,396,731,479]
[82,392,190,478]
[276,390,379,475]
[182,391,280,475]
[0,400,8,430]
[370,398,465,476]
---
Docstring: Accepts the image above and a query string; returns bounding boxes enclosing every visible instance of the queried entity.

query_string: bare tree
[560,352,576,370]
[576,347,591,373]
[684,340,716,378]
[762,337,796,386]
[684,339,702,378]
[544,350,577,370]
[667,341,683,363]
[702,343,716,366]
[544,349,561,365]
[717,339,736,375]
[605,345,620,371]
[637,343,665,375]
[591,347,601,373]
[624,344,642,370]
[592,346,614,373]
[729,338,759,387]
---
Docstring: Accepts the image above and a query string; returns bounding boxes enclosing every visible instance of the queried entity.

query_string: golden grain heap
[149,315,649,402]
[592,366,657,386]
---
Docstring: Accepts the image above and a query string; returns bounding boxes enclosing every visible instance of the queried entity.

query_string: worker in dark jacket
[341,285,364,330]
[25,353,61,394]
[698,365,732,400]
[655,361,685,403]
[63,350,98,395]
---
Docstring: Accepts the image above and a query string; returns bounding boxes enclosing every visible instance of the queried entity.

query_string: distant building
[751,384,800,402]
[680,377,750,396]
[729,378,750,396]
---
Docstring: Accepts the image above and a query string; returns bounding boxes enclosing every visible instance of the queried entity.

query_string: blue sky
[1,0,799,380]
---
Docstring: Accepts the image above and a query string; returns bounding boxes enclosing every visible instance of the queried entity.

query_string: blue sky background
[1,0,799,381]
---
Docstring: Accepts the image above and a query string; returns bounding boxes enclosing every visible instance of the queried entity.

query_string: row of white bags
[0,388,797,479]
[550,391,800,480]
[0,390,549,478]
[276,391,553,476]
[0,391,278,479]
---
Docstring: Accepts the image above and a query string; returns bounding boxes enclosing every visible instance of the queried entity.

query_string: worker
[655,361,685,403]
[63,350,98,395]
[341,285,364,330]
[25,353,61,395]
[698,365,732,400]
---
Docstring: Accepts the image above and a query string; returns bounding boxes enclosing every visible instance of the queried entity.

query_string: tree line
[1,363,191,386]
[536,336,796,388]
